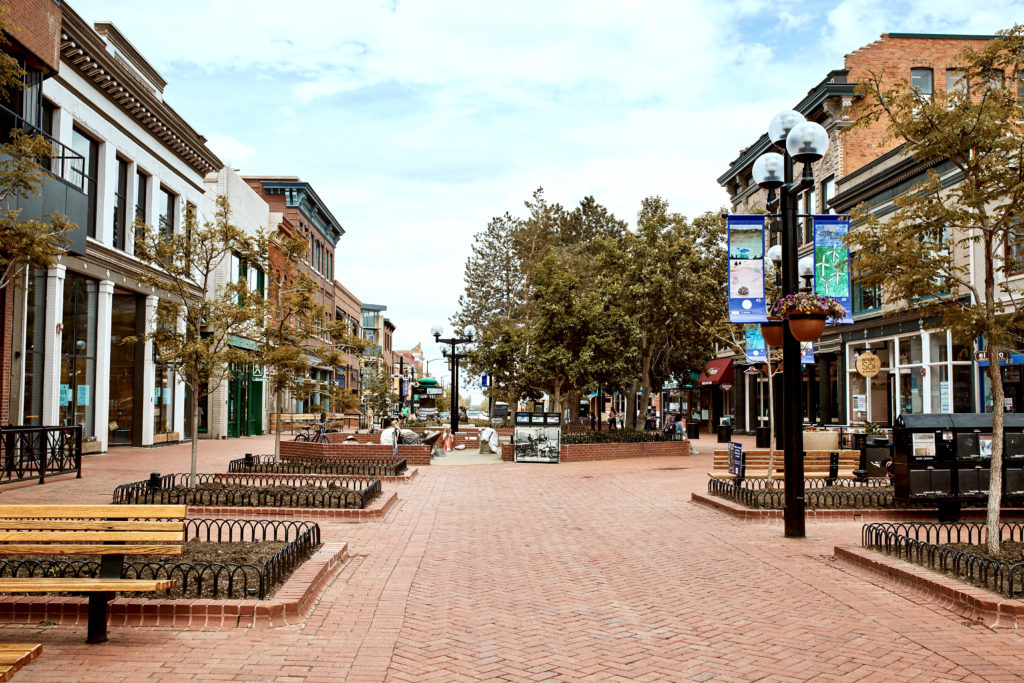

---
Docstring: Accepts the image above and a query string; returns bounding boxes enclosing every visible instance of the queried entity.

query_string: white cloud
[204,133,256,166]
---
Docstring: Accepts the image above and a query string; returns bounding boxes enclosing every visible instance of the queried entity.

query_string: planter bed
[0,518,320,600]
[708,477,926,510]
[861,521,1024,598]
[229,453,407,477]
[280,441,431,466]
[113,473,382,510]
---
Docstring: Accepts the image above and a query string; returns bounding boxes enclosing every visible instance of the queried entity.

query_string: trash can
[716,424,732,443]
[686,422,700,440]
[755,426,770,448]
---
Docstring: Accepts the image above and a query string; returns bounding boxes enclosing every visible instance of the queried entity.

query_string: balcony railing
[0,100,86,192]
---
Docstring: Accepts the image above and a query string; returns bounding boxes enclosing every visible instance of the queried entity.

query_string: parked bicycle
[293,423,330,443]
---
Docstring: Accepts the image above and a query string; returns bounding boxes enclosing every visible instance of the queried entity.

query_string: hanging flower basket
[760,317,784,347]
[771,293,846,343]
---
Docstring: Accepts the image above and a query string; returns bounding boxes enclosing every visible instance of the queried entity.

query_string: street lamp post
[431,325,474,433]
[752,110,830,539]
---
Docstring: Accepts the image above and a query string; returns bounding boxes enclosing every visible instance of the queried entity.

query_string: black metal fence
[0,425,82,485]
[0,518,320,599]
[229,453,407,476]
[862,522,1024,597]
[112,472,381,509]
[708,476,896,509]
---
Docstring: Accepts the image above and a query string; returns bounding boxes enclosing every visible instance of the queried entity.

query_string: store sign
[720,384,733,392]
[425,387,443,396]
[727,215,768,323]
[974,349,1010,363]
[856,351,881,378]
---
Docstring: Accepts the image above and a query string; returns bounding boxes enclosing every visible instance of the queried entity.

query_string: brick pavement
[0,433,1023,681]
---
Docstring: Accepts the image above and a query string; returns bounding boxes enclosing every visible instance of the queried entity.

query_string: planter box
[81,441,102,454]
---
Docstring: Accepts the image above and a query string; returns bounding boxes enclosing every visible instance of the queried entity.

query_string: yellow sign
[856,351,881,378]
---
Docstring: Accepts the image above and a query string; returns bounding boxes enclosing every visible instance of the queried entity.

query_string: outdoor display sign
[812,214,854,324]
[514,412,562,464]
[856,351,881,378]
[912,433,936,458]
[744,326,766,364]
[727,215,768,324]
[728,441,744,477]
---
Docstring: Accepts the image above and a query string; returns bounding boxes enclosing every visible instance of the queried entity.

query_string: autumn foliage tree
[846,25,1024,551]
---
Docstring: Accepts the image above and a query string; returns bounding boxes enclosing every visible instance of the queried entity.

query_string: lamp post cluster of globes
[749,109,830,539]
[431,325,475,434]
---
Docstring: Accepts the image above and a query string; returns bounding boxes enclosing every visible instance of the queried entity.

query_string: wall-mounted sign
[425,387,443,396]
[975,349,1010,363]
[856,351,880,378]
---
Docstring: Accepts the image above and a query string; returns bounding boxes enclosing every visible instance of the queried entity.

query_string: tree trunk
[626,378,639,430]
[274,387,283,464]
[189,375,199,489]
[987,344,1005,554]
[640,380,653,429]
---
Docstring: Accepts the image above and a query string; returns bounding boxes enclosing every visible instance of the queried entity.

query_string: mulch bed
[0,539,320,599]
[944,541,1024,565]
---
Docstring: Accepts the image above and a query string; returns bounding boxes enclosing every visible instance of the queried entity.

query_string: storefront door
[228,363,262,438]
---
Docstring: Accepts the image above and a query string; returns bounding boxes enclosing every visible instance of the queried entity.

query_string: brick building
[333,279,363,407]
[718,33,993,434]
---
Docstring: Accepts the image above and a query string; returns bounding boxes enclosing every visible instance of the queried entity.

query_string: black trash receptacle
[717,424,732,443]
[687,422,700,440]
[755,426,770,448]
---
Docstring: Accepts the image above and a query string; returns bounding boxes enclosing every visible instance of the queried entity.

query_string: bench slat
[0,544,183,555]
[0,644,40,683]
[0,579,174,592]
[0,531,184,542]
[0,521,184,532]
[0,505,187,519]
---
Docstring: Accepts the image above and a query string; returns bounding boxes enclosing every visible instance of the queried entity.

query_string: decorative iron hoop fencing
[112,473,381,509]
[0,518,321,599]
[707,477,896,509]
[862,521,1024,597]
[229,453,407,476]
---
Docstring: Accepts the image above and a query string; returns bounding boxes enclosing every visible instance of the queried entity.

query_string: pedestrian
[608,408,617,430]
[442,427,454,452]
[665,412,675,437]
[379,418,398,455]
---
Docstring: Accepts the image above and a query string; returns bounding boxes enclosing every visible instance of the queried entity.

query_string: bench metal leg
[86,593,111,644]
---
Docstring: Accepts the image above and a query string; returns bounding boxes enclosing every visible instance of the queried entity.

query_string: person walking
[608,408,617,430]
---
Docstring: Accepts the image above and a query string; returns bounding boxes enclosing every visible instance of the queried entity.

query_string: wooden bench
[270,413,349,433]
[0,505,187,644]
[0,643,41,681]
[711,449,861,481]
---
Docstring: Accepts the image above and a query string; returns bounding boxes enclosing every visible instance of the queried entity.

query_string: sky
[70,0,1024,388]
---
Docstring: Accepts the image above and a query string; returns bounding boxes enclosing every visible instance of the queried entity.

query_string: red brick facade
[3,0,62,73]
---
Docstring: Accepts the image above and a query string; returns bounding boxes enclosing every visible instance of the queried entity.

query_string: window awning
[698,358,734,386]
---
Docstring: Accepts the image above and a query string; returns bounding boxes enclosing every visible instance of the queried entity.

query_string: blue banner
[727,215,768,323]
[801,341,814,365]
[813,215,853,324]
[744,326,766,365]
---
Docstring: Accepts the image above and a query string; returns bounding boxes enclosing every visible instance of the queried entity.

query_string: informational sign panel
[728,441,745,477]
[912,433,936,458]
[813,215,853,324]
[727,215,768,323]
[514,413,562,464]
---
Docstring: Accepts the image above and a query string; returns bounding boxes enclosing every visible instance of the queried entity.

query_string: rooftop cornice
[59,6,221,178]
[256,180,345,244]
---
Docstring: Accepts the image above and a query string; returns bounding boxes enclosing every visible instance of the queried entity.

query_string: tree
[361,356,398,427]
[846,26,1024,552]
[0,11,73,293]
[134,198,263,487]
[258,231,366,461]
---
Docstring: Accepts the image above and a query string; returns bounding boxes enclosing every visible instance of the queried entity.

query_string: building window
[60,272,98,436]
[986,68,1005,90]
[821,177,835,214]
[159,187,176,238]
[1007,225,1024,275]
[21,268,46,426]
[153,340,175,437]
[112,157,129,251]
[69,127,98,237]
[911,68,933,99]
[852,277,880,314]
[134,170,148,256]
[946,69,968,95]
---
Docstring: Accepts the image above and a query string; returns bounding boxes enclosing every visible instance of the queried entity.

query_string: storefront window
[153,329,175,436]
[899,336,922,365]
[59,272,97,436]
[21,268,45,425]
[109,294,138,445]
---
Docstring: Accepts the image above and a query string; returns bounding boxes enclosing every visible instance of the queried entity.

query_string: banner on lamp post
[744,326,766,365]
[812,214,853,324]
[727,215,768,323]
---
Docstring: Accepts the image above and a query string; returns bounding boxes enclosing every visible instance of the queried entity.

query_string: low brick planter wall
[340,430,481,448]
[501,440,690,462]
[281,440,431,466]
[0,541,350,630]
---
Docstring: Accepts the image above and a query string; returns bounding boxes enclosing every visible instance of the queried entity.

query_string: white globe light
[786,121,829,163]
[431,325,443,338]
[798,255,815,277]
[752,152,784,190]
[766,244,783,264]
[768,110,805,148]
[464,325,477,340]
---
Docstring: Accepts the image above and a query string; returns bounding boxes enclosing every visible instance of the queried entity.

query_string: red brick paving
[0,433,1022,681]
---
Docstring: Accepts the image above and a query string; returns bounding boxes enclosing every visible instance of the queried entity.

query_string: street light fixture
[753,109,830,539]
[432,325,475,433]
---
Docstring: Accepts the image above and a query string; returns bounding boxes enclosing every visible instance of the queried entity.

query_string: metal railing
[229,453,407,476]
[707,476,895,510]
[0,101,87,192]
[862,522,1024,597]
[0,425,82,485]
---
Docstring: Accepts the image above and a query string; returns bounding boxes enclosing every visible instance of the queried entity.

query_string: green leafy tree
[258,231,366,461]
[134,198,263,487]
[361,356,398,427]
[0,10,73,292]
[846,26,1024,552]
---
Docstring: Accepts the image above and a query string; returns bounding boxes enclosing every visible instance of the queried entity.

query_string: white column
[140,295,158,446]
[920,330,931,413]
[173,313,186,438]
[95,142,116,246]
[124,161,137,255]
[41,265,66,426]
[93,280,114,451]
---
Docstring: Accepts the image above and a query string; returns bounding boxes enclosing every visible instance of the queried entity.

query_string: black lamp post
[431,325,474,433]
[752,109,830,539]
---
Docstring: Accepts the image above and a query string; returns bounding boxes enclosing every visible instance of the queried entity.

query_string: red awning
[698,358,734,386]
